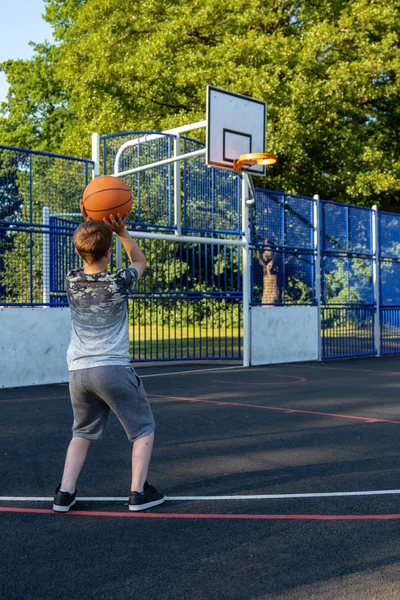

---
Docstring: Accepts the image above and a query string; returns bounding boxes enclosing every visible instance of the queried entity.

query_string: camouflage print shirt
[66,267,138,370]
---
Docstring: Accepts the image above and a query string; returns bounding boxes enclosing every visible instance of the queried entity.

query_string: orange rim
[233,152,277,172]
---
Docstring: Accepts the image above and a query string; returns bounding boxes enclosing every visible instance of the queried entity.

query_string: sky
[0,0,53,104]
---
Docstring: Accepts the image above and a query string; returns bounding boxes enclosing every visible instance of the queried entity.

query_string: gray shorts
[69,365,155,442]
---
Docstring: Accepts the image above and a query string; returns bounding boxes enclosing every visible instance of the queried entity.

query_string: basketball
[82,175,132,222]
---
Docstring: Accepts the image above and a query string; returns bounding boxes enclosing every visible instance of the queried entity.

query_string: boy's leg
[61,437,92,493]
[131,431,154,492]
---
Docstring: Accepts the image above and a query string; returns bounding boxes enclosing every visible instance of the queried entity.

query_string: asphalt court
[1,357,400,599]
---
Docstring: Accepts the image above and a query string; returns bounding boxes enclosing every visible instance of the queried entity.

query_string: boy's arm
[103,214,146,279]
[117,228,146,279]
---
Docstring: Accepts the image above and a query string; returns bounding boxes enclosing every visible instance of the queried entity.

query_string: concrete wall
[251,306,319,365]
[0,308,70,388]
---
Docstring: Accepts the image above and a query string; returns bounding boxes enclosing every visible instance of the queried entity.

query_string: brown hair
[73,221,112,265]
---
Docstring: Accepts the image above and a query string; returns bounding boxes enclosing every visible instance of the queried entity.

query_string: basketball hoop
[233,153,277,205]
[233,152,277,172]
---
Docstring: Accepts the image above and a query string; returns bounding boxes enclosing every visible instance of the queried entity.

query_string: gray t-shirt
[66,266,138,370]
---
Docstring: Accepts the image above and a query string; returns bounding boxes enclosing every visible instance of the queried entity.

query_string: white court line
[139,365,245,379]
[2,489,400,502]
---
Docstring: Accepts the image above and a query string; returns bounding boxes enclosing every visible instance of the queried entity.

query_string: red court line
[148,394,400,425]
[212,374,307,386]
[1,507,400,520]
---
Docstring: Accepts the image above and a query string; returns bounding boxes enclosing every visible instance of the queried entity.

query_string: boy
[53,207,165,512]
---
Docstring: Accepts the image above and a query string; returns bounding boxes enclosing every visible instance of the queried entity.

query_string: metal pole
[127,230,246,247]
[313,195,321,360]
[91,133,100,178]
[174,134,182,235]
[114,148,206,179]
[42,207,50,307]
[115,235,123,270]
[242,175,251,367]
[372,205,381,356]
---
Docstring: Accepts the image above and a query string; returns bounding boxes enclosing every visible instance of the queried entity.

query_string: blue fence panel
[321,201,372,255]
[250,190,316,306]
[0,145,92,306]
[123,236,242,361]
[379,212,400,259]
[322,256,374,305]
[251,189,315,250]
[49,216,82,305]
[381,308,400,355]
[321,306,375,358]
[379,260,400,306]
[101,131,174,231]
[182,137,241,235]
[251,247,315,305]
[320,201,375,359]
[379,211,400,354]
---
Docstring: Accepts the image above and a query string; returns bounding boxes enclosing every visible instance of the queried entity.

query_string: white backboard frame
[206,86,267,175]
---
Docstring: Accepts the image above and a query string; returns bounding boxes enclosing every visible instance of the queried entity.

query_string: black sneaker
[53,484,77,513]
[129,481,165,511]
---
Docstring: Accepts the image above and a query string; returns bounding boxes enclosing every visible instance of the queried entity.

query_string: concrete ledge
[0,307,70,388]
[251,306,319,365]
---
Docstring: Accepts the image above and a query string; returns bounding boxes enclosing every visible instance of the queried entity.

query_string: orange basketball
[82,175,132,222]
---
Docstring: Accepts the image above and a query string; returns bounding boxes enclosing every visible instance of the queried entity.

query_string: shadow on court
[1,356,400,599]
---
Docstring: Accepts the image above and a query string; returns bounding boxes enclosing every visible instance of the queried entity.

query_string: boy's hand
[80,199,91,221]
[103,213,129,235]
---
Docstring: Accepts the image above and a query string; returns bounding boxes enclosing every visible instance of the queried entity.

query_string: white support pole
[242,174,251,367]
[372,205,381,356]
[114,148,206,179]
[165,120,207,136]
[42,206,50,307]
[313,195,322,361]
[173,134,182,235]
[128,230,246,247]
[91,133,100,178]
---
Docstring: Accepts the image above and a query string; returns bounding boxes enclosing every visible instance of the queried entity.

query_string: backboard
[206,86,267,175]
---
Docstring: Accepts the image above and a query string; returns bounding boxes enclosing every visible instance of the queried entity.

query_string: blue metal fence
[48,216,81,306]
[0,145,92,305]
[182,137,241,235]
[379,211,400,354]
[101,131,175,231]
[320,201,375,359]
[45,219,243,361]
[126,237,242,361]
[250,189,316,306]
[2,135,400,363]
[98,131,243,361]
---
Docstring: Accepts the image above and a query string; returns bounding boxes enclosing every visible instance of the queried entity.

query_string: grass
[129,324,242,361]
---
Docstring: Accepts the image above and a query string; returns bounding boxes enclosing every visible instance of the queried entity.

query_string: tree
[0,43,68,152]
[0,0,399,208]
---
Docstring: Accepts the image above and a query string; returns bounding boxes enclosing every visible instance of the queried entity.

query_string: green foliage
[0,43,68,152]
[0,0,399,207]
[285,275,313,304]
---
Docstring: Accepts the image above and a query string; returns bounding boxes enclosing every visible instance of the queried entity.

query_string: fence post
[242,175,251,367]
[91,133,100,178]
[372,205,381,356]
[313,195,322,360]
[42,207,50,307]
[173,134,182,235]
